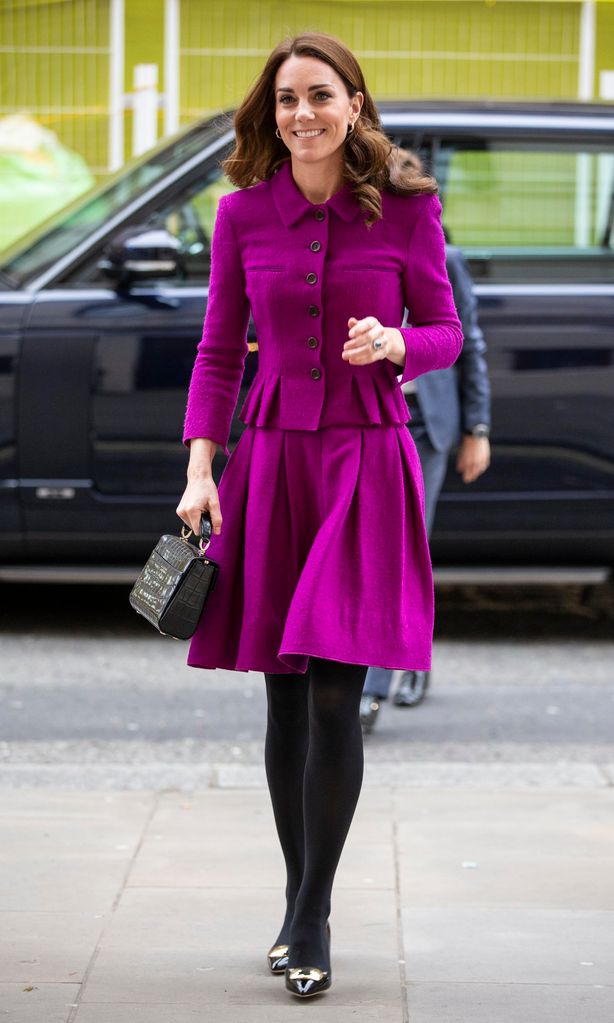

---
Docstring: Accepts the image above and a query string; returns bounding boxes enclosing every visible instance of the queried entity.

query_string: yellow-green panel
[178,0,582,121]
[1,0,614,211]
[596,0,614,99]
[443,148,612,247]
[0,0,112,172]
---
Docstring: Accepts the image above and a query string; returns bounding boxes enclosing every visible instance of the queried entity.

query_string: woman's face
[274,55,363,167]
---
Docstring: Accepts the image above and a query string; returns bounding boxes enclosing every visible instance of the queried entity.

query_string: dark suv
[1,101,613,583]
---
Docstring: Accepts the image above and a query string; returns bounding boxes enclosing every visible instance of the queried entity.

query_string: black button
[306,272,318,285]
[314,209,326,221]
[310,368,322,380]
[308,304,319,317]
[310,240,321,252]
[307,336,319,349]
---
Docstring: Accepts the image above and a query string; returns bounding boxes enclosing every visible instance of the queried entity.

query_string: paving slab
[395,787,614,910]
[129,787,395,892]
[0,792,154,912]
[78,887,401,1010]
[399,849,614,911]
[0,790,154,818]
[405,981,614,1023]
[402,906,614,985]
[73,1002,397,1022]
[0,982,80,1023]
[0,911,106,984]
[1,782,612,1021]
[397,787,614,991]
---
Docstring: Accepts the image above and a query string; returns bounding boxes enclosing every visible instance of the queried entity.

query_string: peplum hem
[349,373,410,426]
[237,372,281,427]
[238,371,410,430]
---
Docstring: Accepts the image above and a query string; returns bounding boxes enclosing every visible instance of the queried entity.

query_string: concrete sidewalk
[1,780,613,1023]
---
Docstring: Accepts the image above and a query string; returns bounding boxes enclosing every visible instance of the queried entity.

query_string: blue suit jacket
[413,245,491,452]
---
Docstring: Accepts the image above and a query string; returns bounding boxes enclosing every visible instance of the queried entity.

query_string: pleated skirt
[186,423,434,675]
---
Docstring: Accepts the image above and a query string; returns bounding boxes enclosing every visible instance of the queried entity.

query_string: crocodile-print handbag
[129,513,218,640]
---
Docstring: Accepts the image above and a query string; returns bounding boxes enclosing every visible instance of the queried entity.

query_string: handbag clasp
[180,523,211,555]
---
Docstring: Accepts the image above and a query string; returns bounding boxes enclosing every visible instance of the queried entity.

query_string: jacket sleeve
[445,245,491,432]
[398,194,464,386]
[182,195,250,454]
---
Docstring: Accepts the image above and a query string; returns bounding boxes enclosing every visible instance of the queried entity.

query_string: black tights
[264,657,367,972]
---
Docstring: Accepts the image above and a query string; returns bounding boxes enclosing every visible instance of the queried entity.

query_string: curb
[0,760,611,790]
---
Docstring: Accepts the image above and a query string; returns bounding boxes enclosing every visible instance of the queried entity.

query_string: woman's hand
[343,317,406,368]
[177,438,222,536]
[176,475,222,536]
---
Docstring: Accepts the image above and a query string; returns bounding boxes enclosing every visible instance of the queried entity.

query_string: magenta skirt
[186,424,434,675]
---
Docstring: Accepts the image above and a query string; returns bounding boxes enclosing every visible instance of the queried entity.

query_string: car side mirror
[98,227,185,286]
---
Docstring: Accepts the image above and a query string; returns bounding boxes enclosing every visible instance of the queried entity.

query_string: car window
[0,119,230,287]
[153,174,238,282]
[74,169,237,286]
[408,136,614,282]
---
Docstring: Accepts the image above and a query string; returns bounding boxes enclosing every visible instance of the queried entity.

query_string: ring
[373,335,384,351]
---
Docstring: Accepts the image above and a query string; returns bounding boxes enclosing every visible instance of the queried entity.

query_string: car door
[20,163,257,563]
[0,294,29,564]
[405,129,614,563]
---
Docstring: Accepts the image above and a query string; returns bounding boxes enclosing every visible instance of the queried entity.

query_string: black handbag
[129,513,219,640]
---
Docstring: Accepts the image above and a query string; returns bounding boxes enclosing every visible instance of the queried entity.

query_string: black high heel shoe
[267,942,289,974]
[284,923,332,998]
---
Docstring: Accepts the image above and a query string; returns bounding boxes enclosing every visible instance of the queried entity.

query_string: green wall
[596,0,614,99]
[0,0,613,187]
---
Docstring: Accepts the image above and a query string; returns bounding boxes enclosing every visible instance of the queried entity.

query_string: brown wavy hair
[221,32,437,227]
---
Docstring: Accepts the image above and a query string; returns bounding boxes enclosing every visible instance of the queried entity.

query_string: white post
[132,64,159,156]
[577,0,596,101]
[575,2,596,248]
[164,0,180,136]
[108,0,125,172]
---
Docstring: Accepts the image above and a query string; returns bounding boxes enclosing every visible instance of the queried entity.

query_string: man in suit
[360,239,491,732]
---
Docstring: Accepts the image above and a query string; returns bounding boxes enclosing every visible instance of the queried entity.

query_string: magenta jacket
[182,159,463,452]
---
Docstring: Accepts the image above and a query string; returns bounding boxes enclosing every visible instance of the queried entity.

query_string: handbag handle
[180,511,213,553]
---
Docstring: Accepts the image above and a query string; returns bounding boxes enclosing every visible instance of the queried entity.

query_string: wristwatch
[464,424,490,439]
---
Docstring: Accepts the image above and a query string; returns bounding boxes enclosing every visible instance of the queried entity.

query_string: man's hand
[456,435,490,484]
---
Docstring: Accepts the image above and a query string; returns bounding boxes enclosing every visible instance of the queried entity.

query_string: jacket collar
[270,159,362,227]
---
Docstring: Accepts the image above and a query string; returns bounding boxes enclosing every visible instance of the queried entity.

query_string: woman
[177,32,462,999]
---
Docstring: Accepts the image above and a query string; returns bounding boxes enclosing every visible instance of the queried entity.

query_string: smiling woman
[222,32,437,224]
[273,59,363,203]
[176,31,462,1002]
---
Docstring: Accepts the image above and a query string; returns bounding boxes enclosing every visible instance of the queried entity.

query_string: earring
[275,127,281,139]
[347,121,355,135]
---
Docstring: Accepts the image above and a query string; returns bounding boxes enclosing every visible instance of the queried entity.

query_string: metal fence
[0,0,124,174]
[174,0,587,126]
[0,1,612,180]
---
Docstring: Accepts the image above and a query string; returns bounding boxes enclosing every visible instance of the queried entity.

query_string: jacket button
[314,209,326,221]
[311,367,322,380]
[306,272,318,285]
[307,336,318,349]
[310,240,321,252]
[308,304,319,317]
